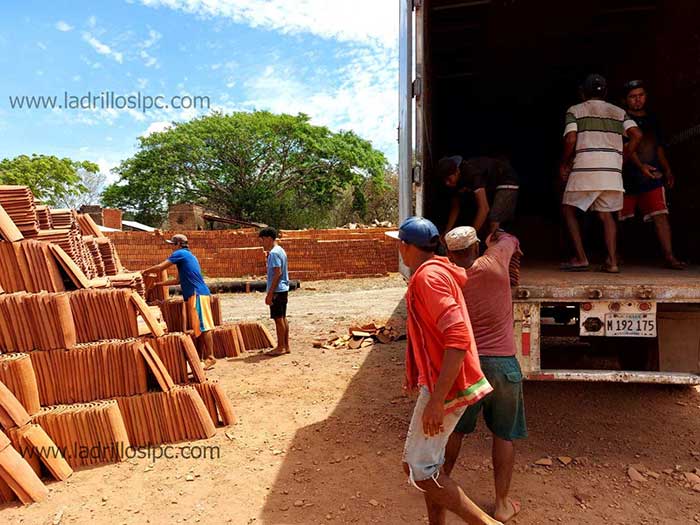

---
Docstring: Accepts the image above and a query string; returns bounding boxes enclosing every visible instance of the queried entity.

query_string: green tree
[0,155,99,206]
[102,111,388,228]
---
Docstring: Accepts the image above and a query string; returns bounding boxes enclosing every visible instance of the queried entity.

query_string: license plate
[605,313,657,337]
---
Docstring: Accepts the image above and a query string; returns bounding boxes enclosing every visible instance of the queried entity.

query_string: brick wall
[102,208,123,230]
[108,228,400,281]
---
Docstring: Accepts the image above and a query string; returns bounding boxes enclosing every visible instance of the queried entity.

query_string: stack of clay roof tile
[48,209,75,229]
[160,295,222,333]
[193,381,236,427]
[0,292,76,352]
[148,334,206,385]
[32,400,130,468]
[95,237,123,275]
[115,386,216,447]
[34,205,53,230]
[237,323,275,350]
[83,236,106,277]
[70,289,164,342]
[0,186,38,238]
[211,325,246,358]
[29,341,151,405]
[0,240,66,293]
[0,204,24,243]
[0,380,72,503]
[76,213,104,238]
[108,272,146,298]
[0,354,40,415]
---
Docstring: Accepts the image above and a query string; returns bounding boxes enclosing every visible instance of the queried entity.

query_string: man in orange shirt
[444,226,527,523]
[386,217,502,525]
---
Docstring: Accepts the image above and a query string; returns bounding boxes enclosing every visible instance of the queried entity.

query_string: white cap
[445,226,480,251]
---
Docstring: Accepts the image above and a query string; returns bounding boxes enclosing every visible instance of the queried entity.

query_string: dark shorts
[269,291,288,319]
[488,188,518,225]
[455,356,527,441]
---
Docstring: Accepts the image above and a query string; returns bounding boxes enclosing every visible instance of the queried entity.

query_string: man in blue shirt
[259,227,290,356]
[143,233,216,368]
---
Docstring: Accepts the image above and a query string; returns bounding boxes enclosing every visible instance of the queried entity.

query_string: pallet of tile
[48,209,75,230]
[95,237,123,275]
[192,381,235,427]
[108,272,146,298]
[33,400,130,468]
[83,235,106,277]
[115,386,216,447]
[35,206,53,230]
[0,354,40,415]
[49,243,92,289]
[0,292,76,352]
[148,333,206,384]
[159,295,222,333]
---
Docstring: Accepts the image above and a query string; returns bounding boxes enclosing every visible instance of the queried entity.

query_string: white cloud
[139,49,158,68]
[241,44,397,162]
[136,0,397,49]
[55,20,73,32]
[82,32,123,63]
[143,121,173,136]
[72,74,82,82]
[136,77,149,89]
[142,29,162,48]
[87,16,97,29]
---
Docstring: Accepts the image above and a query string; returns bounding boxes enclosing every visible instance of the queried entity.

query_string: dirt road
[2,276,699,524]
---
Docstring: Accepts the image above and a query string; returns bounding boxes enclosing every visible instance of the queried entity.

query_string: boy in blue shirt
[143,233,216,368]
[259,227,290,356]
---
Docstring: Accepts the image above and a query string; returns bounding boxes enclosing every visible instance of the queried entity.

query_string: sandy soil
[2,275,699,525]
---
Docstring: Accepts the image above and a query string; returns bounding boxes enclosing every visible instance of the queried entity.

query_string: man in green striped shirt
[559,74,644,273]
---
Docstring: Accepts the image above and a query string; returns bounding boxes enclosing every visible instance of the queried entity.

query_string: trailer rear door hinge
[412,78,422,98]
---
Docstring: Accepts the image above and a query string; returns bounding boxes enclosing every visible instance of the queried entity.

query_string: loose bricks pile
[110,228,400,281]
[0,185,272,507]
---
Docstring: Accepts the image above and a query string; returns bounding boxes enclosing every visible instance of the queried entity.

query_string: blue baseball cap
[385,216,440,249]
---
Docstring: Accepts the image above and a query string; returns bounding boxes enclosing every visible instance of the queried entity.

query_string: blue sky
[0,0,398,182]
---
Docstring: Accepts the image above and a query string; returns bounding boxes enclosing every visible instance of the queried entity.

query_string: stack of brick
[109,228,399,281]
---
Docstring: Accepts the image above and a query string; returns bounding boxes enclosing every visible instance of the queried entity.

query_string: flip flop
[560,262,590,272]
[599,263,620,274]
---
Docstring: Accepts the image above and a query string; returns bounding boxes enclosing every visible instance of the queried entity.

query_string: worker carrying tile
[143,233,216,369]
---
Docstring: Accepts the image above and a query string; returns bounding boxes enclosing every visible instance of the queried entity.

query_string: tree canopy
[101,111,389,228]
[0,155,100,206]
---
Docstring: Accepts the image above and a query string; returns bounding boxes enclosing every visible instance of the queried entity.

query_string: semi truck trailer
[398,0,700,383]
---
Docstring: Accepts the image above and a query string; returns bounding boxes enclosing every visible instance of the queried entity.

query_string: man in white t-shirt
[559,74,644,273]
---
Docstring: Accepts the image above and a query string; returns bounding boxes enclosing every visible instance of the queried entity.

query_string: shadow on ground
[259,295,700,524]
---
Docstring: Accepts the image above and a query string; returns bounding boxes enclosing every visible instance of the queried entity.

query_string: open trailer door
[398,0,414,228]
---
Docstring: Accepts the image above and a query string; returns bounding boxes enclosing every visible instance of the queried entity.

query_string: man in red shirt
[444,226,527,523]
[386,217,502,525]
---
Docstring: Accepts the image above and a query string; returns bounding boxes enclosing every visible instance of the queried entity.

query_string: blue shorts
[454,356,527,441]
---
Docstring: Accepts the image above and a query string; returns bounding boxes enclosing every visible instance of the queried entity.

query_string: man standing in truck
[443,226,526,523]
[559,74,644,273]
[438,155,519,238]
[385,216,502,525]
[619,79,686,269]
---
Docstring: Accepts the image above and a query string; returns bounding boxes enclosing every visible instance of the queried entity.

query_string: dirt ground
[3,275,700,525]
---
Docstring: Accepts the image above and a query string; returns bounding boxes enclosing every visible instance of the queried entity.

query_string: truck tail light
[581,302,593,312]
[609,302,621,312]
[639,302,652,311]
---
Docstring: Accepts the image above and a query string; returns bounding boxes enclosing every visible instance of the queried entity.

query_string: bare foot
[494,499,521,523]
[203,357,216,370]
